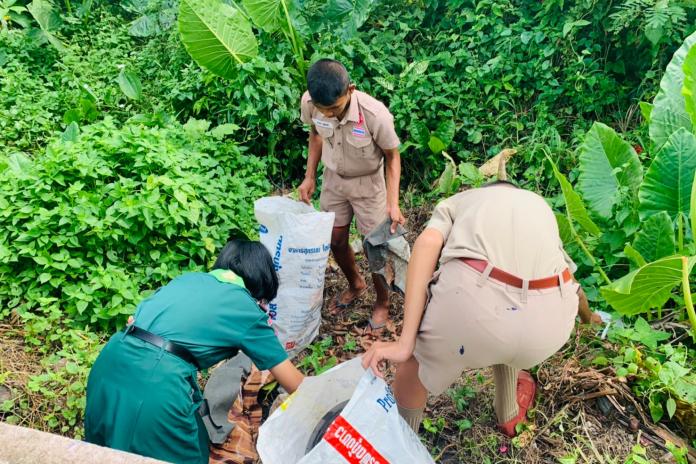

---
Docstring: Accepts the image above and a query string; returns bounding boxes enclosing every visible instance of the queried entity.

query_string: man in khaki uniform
[297,59,404,332]
[362,182,600,437]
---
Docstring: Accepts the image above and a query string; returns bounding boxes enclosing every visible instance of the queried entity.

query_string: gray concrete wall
[0,423,168,464]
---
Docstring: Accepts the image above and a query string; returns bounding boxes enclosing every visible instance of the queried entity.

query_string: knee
[330,229,349,250]
[394,355,421,389]
[330,238,347,251]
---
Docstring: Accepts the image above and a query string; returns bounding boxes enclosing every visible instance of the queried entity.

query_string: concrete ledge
[0,423,167,464]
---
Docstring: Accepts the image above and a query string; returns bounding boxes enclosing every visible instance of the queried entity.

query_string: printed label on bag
[323,415,389,464]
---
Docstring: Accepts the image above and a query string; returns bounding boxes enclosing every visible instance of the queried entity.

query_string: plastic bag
[258,358,435,464]
[254,197,335,356]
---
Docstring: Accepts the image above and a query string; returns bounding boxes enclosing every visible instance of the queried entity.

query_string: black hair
[307,59,351,107]
[213,240,279,302]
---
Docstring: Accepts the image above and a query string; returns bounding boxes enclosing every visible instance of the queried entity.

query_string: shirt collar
[341,91,360,124]
[209,269,246,289]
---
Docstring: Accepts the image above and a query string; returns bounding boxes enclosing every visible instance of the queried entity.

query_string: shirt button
[338,142,341,145]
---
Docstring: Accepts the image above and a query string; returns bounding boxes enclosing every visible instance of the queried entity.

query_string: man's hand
[361,338,414,378]
[298,177,316,204]
[387,203,406,234]
[589,311,603,326]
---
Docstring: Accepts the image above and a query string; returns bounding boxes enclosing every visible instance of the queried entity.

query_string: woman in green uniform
[84,240,304,463]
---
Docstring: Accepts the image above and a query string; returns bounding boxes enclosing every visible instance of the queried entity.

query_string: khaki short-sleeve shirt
[300,90,400,177]
[427,185,576,279]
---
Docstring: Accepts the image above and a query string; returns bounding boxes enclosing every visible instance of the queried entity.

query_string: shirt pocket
[185,371,204,415]
[346,132,373,157]
[315,125,334,140]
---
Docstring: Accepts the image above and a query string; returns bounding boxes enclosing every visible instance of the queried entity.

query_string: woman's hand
[361,338,415,378]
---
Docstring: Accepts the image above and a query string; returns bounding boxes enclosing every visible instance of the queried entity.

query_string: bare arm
[362,228,443,375]
[305,127,322,180]
[298,127,323,204]
[576,286,602,325]
[269,359,304,394]
[383,147,405,233]
[399,228,443,347]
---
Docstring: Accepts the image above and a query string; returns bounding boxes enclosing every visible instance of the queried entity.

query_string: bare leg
[329,225,366,312]
[370,272,390,326]
[393,355,427,432]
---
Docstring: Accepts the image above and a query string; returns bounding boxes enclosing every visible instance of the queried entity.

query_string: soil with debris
[314,204,694,463]
[0,322,45,430]
[1,204,694,463]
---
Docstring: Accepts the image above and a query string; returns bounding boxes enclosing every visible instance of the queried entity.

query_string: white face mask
[312,118,335,129]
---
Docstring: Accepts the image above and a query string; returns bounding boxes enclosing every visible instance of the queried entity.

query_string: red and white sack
[257,358,435,464]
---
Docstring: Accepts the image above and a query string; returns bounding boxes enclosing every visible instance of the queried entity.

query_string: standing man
[297,59,404,333]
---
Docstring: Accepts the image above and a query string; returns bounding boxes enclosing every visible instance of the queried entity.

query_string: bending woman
[362,182,598,437]
[85,240,303,463]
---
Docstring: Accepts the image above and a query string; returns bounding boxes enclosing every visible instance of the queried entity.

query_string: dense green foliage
[548,32,696,436]
[4,1,696,184]
[0,116,268,330]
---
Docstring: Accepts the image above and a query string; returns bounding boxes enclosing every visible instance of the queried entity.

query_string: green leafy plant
[342,334,358,352]
[666,441,689,464]
[422,416,445,435]
[609,0,696,49]
[455,418,473,432]
[1,0,30,29]
[552,31,696,331]
[116,67,143,100]
[123,0,177,37]
[447,384,477,413]
[623,443,650,464]
[178,0,260,79]
[297,336,337,375]
[0,115,269,329]
[27,0,67,52]
[603,324,695,429]
[177,0,378,81]
[649,31,696,149]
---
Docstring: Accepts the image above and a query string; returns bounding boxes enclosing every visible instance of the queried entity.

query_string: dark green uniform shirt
[134,269,287,370]
[85,270,287,463]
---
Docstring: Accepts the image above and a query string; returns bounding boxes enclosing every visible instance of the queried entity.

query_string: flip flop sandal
[361,318,387,337]
[328,289,367,315]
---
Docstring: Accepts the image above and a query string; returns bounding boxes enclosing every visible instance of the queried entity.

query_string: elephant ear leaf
[684,46,696,129]
[601,256,696,316]
[577,122,642,221]
[638,128,696,222]
[27,0,68,53]
[548,156,601,236]
[243,0,292,34]
[632,211,674,262]
[179,0,258,79]
[322,0,376,38]
[649,31,696,149]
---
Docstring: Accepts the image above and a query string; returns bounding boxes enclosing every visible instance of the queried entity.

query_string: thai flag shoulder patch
[352,126,367,137]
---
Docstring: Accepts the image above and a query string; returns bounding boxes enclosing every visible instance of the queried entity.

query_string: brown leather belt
[460,258,572,289]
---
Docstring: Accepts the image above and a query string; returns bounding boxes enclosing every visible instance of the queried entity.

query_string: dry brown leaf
[478,148,517,178]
